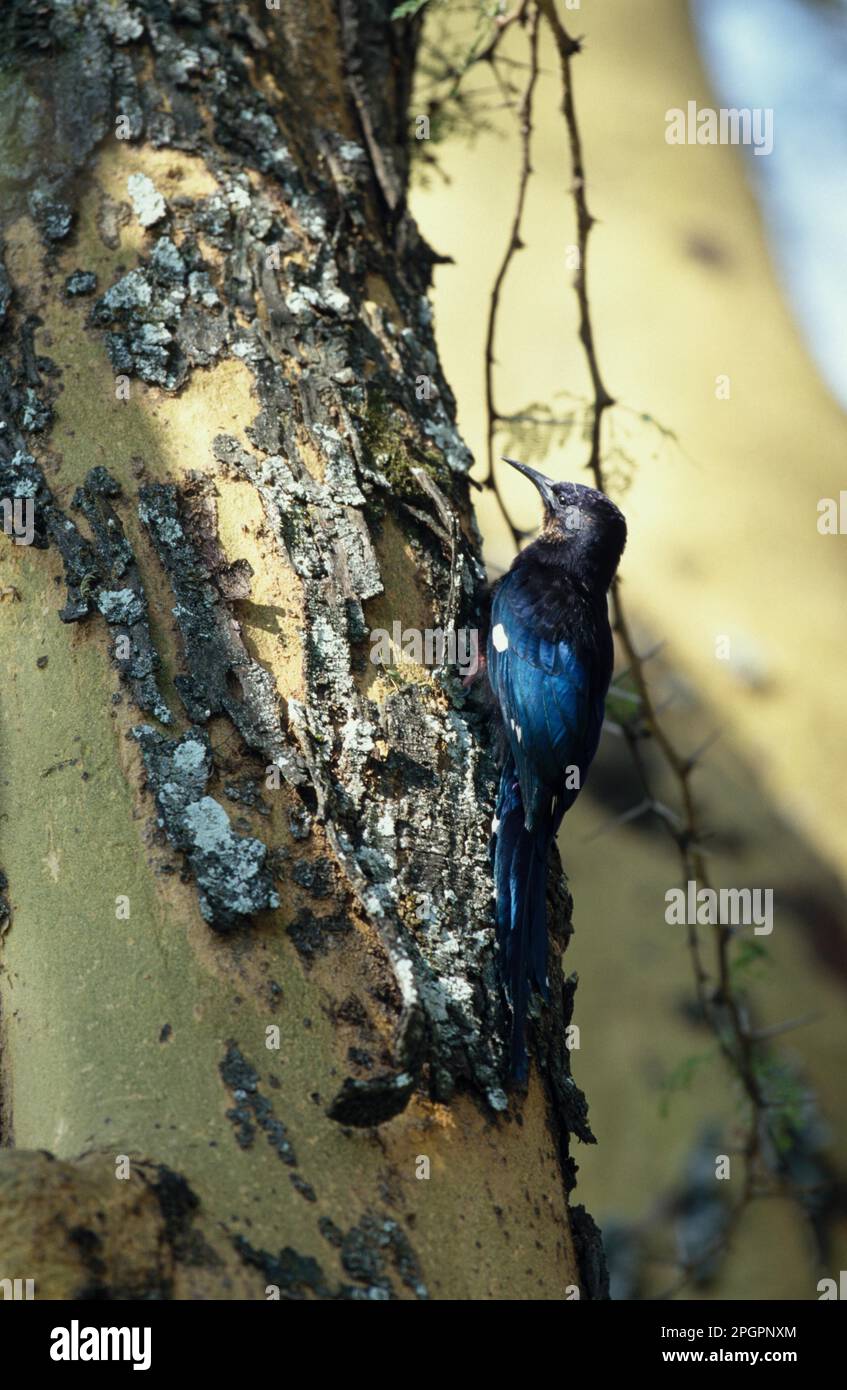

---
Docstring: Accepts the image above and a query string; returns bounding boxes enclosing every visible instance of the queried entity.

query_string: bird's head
[503,457,627,591]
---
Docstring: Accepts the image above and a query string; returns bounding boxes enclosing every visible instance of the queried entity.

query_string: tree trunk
[0,0,601,1301]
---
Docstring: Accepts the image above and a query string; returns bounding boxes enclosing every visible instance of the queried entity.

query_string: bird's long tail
[491,758,551,1081]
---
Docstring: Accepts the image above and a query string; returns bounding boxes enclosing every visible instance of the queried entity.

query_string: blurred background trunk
[0,0,598,1300]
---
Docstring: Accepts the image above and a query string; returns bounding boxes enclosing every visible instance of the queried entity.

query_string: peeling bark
[0,0,603,1300]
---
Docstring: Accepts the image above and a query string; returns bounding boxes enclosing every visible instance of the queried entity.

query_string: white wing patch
[491,623,509,652]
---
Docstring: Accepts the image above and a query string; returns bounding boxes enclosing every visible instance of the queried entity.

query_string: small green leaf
[730,939,771,982]
[659,1049,716,1117]
[392,0,430,20]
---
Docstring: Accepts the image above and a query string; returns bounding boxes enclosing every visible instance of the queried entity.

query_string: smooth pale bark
[0,1,600,1300]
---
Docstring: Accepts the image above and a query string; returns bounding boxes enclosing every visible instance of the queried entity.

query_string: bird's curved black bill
[501,457,557,511]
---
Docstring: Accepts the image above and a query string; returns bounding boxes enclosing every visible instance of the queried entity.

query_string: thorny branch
[472,0,825,1291]
[478,2,532,58]
[483,2,540,547]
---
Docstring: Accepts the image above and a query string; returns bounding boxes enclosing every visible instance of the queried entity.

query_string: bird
[485,458,627,1080]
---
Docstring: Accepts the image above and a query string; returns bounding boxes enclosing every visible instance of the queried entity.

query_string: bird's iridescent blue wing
[488,575,601,831]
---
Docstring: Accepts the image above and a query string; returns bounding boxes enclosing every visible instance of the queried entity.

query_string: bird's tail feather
[492,761,551,1081]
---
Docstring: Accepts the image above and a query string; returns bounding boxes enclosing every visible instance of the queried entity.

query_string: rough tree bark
[0,0,603,1300]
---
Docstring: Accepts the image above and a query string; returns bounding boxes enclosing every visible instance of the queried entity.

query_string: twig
[537,0,615,479]
[462,1,532,69]
[482,3,541,549]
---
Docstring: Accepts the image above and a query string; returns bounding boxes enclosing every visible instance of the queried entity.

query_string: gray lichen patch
[183,797,280,928]
[232,1236,331,1301]
[222,777,270,817]
[63,269,97,298]
[89,234,227,390]
[0,449,169,719]
[133,725,211,827]
[137,479,307,793]
[218,1043,295,1164]
[291,855,334,898]
[96,587,145,626]
[0,449,86,607]
[126,172,166,228]
[132,726,279,932]
[232,1206,429,1301]
[71,467,172,724]
[338,1212,428,1301]
[30,191,73,243]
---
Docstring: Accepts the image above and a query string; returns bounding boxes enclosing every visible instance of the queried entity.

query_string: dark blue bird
[486,458,627,1081]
